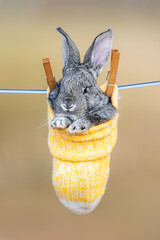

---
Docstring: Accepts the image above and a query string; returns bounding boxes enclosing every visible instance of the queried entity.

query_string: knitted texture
[48,83,118,214]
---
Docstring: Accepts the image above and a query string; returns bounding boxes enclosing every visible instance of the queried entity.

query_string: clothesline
[0,81,160,94]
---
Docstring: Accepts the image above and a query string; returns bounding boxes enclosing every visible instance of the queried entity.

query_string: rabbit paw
[67,118,91,134]
[50,116,72,129]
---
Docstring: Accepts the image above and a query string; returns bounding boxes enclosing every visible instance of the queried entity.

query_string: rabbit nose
[64,98,73,108]
[61,98,75,111]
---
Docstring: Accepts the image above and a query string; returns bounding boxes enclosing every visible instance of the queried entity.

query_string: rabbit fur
[48,27,116,134]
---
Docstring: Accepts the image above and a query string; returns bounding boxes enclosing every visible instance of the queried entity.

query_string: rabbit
[48,27,116,134]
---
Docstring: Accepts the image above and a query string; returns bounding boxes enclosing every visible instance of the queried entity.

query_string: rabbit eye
[83,87,89,94]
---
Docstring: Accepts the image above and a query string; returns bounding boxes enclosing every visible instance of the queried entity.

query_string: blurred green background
[0,0,160,239]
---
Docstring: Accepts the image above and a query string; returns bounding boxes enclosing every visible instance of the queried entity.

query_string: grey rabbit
[48,27,116,134]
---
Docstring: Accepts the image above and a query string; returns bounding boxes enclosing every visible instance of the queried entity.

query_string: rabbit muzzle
[61,98,76,112]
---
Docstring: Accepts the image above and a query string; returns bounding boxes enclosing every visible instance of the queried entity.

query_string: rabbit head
[49,27,113,121]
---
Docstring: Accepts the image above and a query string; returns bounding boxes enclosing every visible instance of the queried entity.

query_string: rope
[0,81,160,94]
[118,81,160,90]
[0,89,46,94]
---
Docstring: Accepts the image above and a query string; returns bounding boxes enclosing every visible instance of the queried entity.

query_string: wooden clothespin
[42,58,56,90]
[106,49,120,97]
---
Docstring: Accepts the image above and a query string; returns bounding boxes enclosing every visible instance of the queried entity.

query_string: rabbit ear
[57,27,81,74]
[83,29,113,77]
